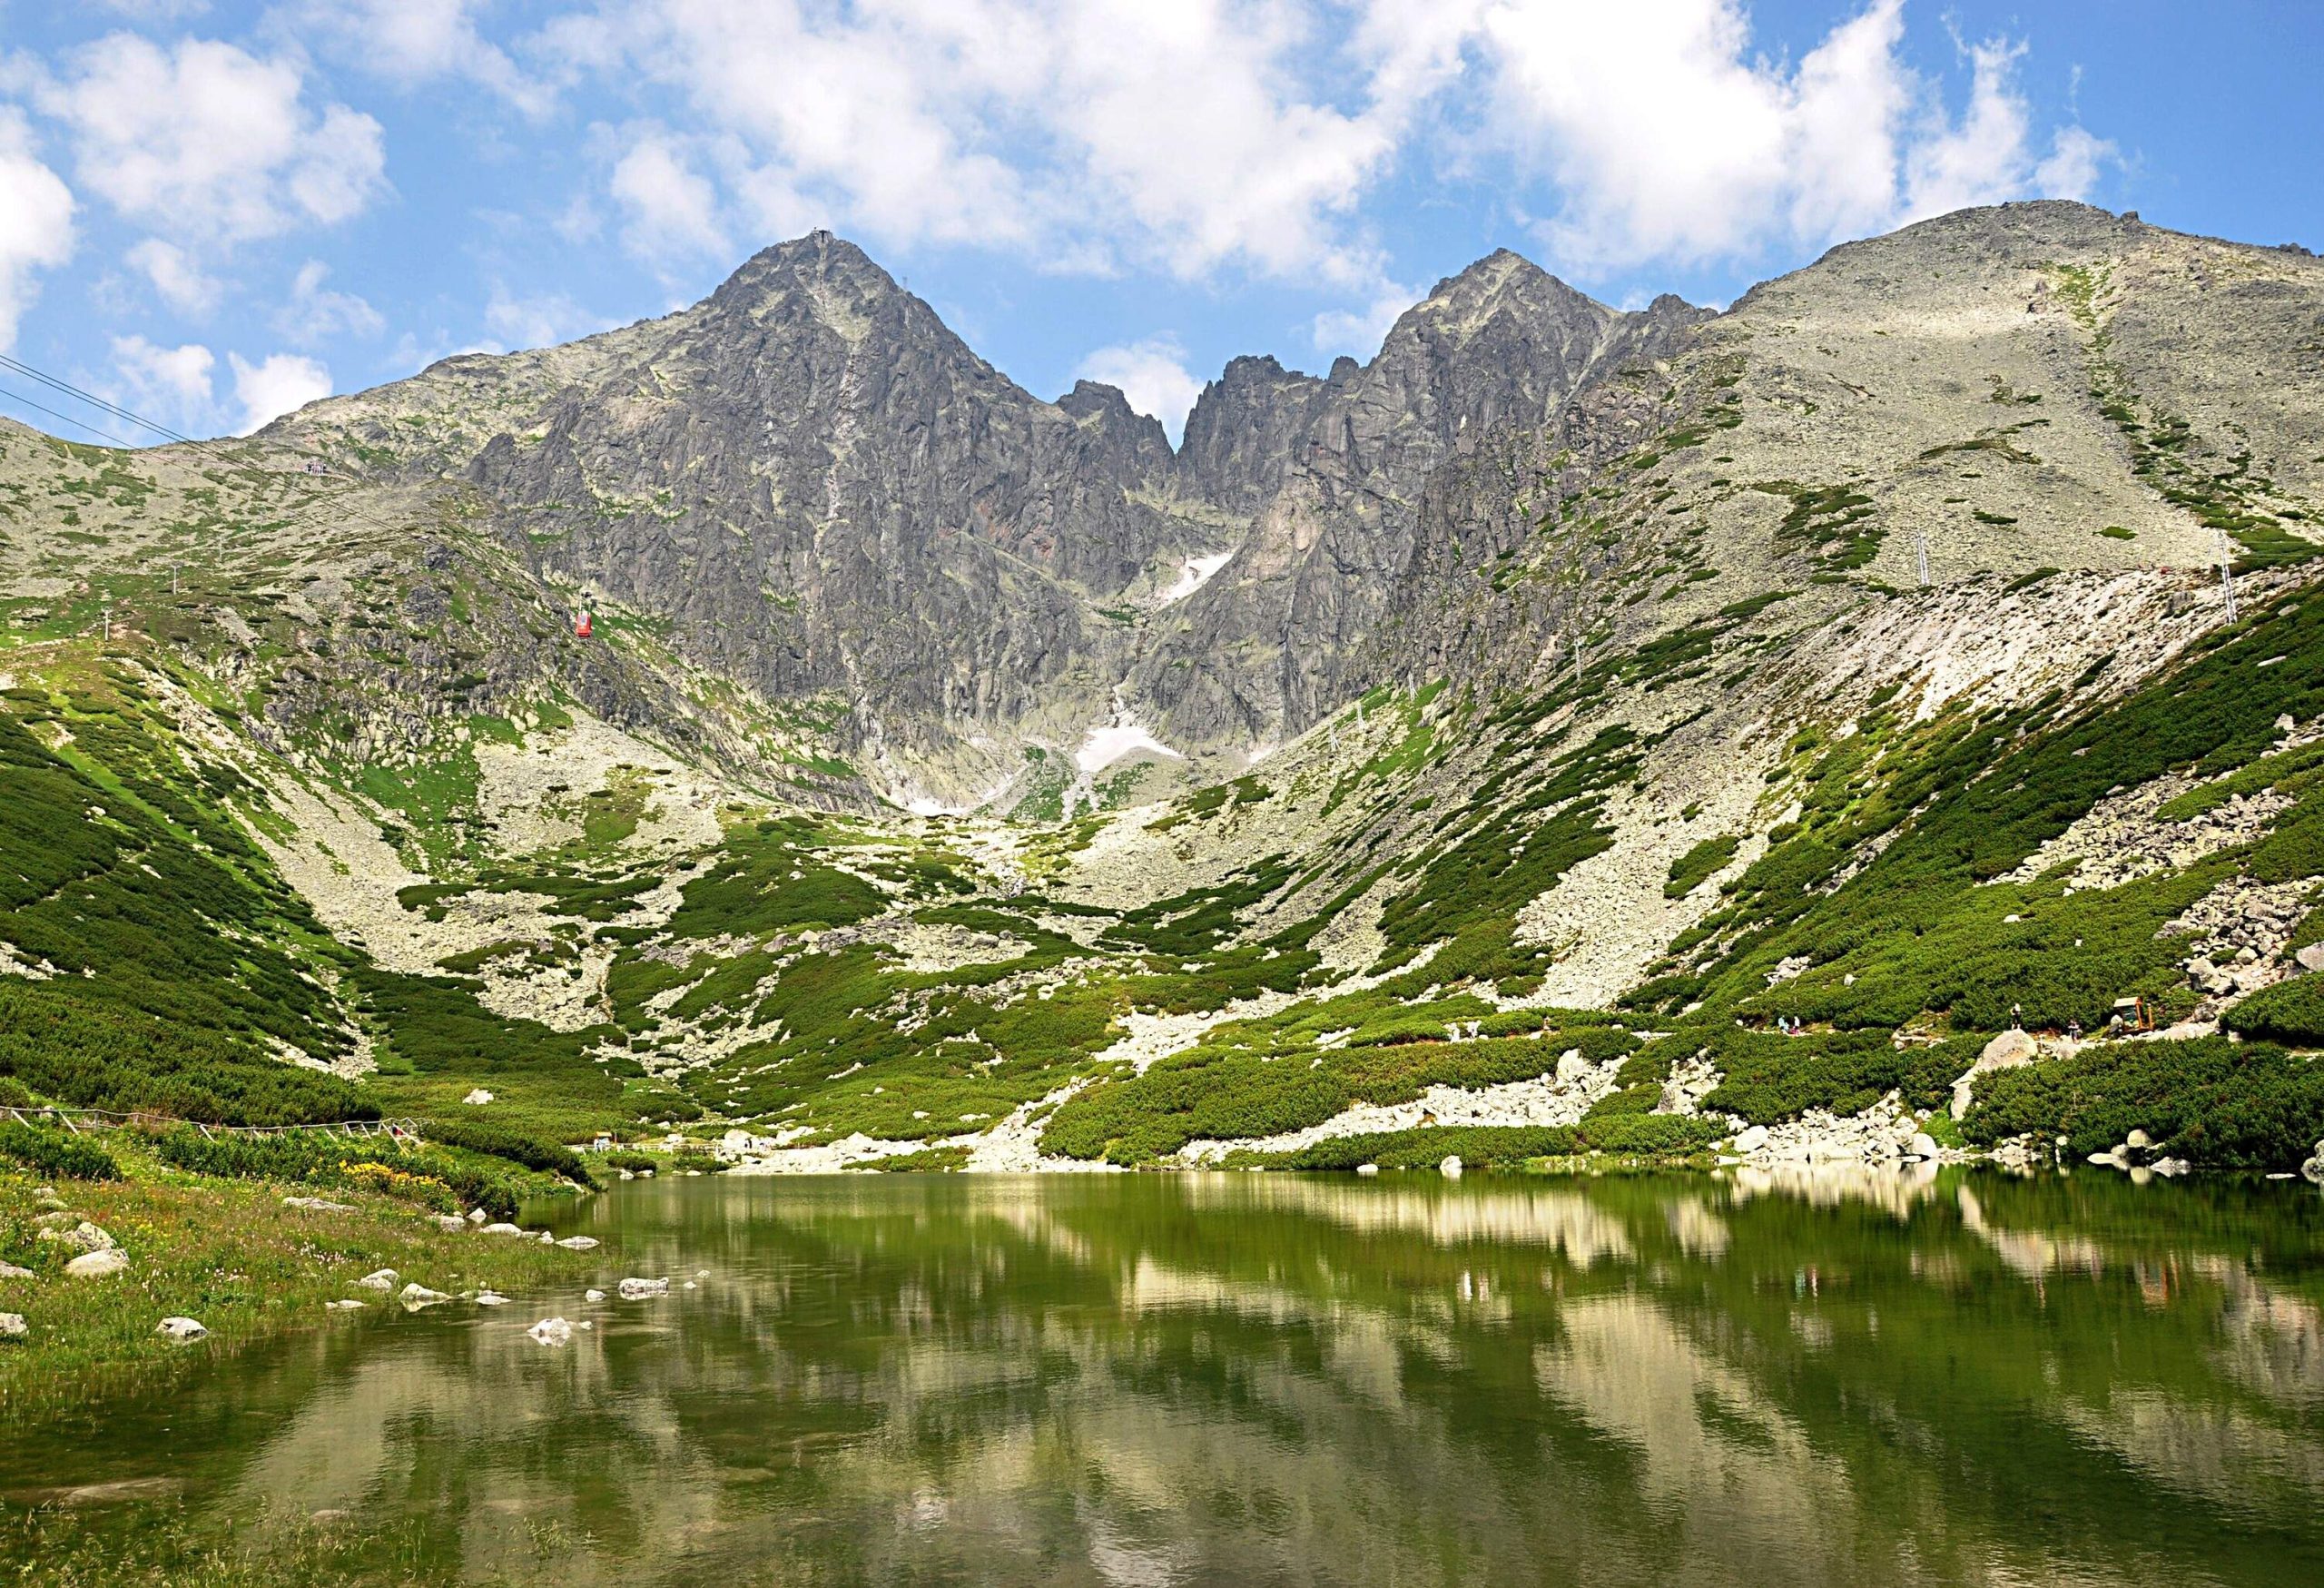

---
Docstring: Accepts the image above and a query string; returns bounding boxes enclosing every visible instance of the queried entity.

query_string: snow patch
[1075,719,1183,774]
[1159,550,1233,605]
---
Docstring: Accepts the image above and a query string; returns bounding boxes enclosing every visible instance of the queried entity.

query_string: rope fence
[2,1105,424,1144]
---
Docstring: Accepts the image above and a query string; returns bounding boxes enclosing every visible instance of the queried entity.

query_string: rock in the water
[399,1282,451,1309]
[1439,1156,1463,1179]
[0,1313,25,1339]
[584,1288,606,1302]
[475,1291,508,1307]
[282,1197,355,1212]
[527,1317,575,1346]
[64,1248,130,1279]
[2301,1139,2324,1185]
[2125,1129,2152,1150]
[1907,1132,1941,1159]
[618,1277,669,1299]
[479,1222,527,1238]
[324,1299,367,1311]
[156,1317,207,1342]
[556,1236,599,1250]
[1354,1163,1380,1177]
[356,1268,399,1291]
[1733,1125,1771,1155]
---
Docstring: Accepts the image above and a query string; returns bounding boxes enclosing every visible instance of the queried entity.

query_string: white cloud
[110,333,215,426]
[1312,281,1416,359]
[124,238,220,316]
[228,350,330,432]
[0,108,75,353]
[274,259,383,343]
[607,129,728,267]
[484,285,613,350]
[566,0,1448,289]
[35,35,386,246]
[1472,0,2112,277]
[272,0,552,117]
[1076,335,1205,442]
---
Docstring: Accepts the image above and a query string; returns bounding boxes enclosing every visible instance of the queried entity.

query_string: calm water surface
[5,1168,2324,1585]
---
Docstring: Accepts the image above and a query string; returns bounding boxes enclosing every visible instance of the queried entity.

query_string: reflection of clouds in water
[2058,1389,2324,1509]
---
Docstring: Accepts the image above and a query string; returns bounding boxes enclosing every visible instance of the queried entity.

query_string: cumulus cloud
[1076,335,1205,442]
[35,34,386,246]
[1311,281,1416,359]
[274,259,383,344]
[272,0,553,116]
[607,130,729,268]
[228,350,330,432]
[125,238,220,316]
[0,109,75,353]
[484,284,613,350]
[564,0,1443,289]
[110,333,215,426]
[1476,0,2112,275]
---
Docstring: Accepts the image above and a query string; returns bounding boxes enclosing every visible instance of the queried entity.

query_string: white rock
[475,1291,508,1307]
[156,1317,207,1342]
[467,1208,488,1224]
[538,1231,556,1244]
[618,1277,668,1299]
[399,1282,451,1309]
[584,1288,606,1302]
[2125,1129,2152,1150]
[64,1248,129,1279]
[1354,1163,1380,1177]
[555,1236,599,1250]
[1439,1156,1463,1179]
[479,1222,527,1238]
[0,1262,34,1280]
[282,1197,355,1212]
[2296,943,2324,973]
[434,1215,468,1232]
[463,1089,495,1106]
[1733,1125,1771,1155]
[1908,1132,1940,1159]
[356,1268,399,1291]
[36,1221,114,1255]
[324,1299,367,1311]
[0,1313,25,1339]
[527,1317,574,1346]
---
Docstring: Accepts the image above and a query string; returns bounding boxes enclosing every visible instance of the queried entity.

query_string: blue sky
[0,1,2317,444]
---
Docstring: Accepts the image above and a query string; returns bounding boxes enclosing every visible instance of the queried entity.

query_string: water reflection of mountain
[6,1170,2322,1585]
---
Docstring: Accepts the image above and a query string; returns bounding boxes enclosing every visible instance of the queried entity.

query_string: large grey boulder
[617,1277,668,1299]
[35,1221,114,1255]
[1951,1031,2040,1119]
[64,1248,129,1279]
[156,1317,208,1342]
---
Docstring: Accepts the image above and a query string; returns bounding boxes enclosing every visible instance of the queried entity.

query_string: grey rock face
[1132,254,1709,745]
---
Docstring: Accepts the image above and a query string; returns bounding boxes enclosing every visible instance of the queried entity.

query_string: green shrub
[0,1120,121,1180]
[1962,1038,2324,1168]
[419,1117,592,1181]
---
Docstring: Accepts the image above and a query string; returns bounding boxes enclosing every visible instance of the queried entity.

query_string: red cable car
[574,609,593,638]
